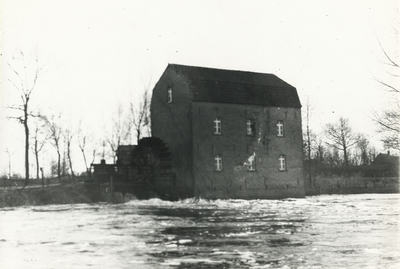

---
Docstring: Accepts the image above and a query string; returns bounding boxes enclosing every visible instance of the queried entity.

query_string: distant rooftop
[168,64,301,108]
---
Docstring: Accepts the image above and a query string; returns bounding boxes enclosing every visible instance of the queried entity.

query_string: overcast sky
[1,0,399,176]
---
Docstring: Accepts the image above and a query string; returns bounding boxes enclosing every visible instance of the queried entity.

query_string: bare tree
[77,123,97,175]
[326,148,342,168]
[373,23,400,150]
[374,39,399,95]
[368,146,377,163]
[129,88,151,144]
[303,98,314,186]
[61,146,69,177]
[4,148,16,180]
[314,136,327,176]
[356,134,370,166]
[77,124,89,173]
[31,120,46,180]
[105,104,131,163]
[6,51,43,186]
[64,126,75,182]
[90,147,98,167]
[374,108,399,150]
[325,117,358,167]
[42,113,63,182]
[315,137,326,164]
[4,149,11,181]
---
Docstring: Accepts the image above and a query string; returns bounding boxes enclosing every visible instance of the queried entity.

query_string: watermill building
[151,64,305,199]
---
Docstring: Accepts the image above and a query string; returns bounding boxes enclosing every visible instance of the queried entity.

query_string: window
[214,118,221,135]
[279,155,286,171]
[247,153,256,171]
[277,120,284,137]
[215,154,223,171]
[167,87,172,103]
[246,119,255,136]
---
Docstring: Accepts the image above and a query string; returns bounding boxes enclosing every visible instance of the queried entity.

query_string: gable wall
[150,68,194,198]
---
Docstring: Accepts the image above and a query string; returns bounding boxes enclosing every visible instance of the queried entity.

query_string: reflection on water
[0,194,399,268]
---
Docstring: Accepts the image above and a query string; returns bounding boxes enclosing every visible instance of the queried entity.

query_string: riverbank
[0,183,108,208]
[305,176,399,196]
[1,179,399,208]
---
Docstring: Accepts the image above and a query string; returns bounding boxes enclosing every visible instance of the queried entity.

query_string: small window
[214,118,221,135]
[246,119,255,136]
[215,154,223,171]
[277,120,284,137]
[279,155,286,171]
[247,154,256,171]
[167,87,173,103]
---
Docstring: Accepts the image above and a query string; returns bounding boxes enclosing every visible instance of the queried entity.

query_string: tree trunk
[35,141,40,179]
[57,149,61,183]
[307,126,312,187]
[67,143,75,183]
[343,146,348,167]
[24,105,29,187]
[8,154,11,180]
[35,151,40,179]
[137,129,141,145]
[80,148,89,174]
[40,167,44,188]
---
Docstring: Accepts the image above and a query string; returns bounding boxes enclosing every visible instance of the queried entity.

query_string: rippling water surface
[0,194,399,268]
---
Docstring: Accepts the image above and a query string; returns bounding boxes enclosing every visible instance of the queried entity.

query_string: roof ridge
[168,63,278,77]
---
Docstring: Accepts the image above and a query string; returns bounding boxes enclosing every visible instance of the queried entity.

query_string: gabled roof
[374,153,399,165]
[169,64,301,107]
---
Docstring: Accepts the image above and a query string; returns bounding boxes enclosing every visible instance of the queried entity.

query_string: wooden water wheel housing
[123,137,176,199]
[134,137,174,187]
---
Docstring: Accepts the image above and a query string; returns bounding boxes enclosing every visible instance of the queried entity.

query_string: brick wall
[192,102,305,199]
[151,68,194,198]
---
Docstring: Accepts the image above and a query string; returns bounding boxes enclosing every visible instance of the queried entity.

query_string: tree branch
[7,116,24,124]
[7,105,24,111]
[375,77,400,93]
[7,62,25,94]
[378,38,400,68]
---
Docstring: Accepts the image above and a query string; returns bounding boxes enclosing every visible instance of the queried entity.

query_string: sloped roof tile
[169,64,301,107]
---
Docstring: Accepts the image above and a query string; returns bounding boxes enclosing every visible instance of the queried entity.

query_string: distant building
[150,64,305,199]
[372,151,399,177]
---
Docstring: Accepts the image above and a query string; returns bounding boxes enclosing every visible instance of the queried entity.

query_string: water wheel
[133,137,173,188]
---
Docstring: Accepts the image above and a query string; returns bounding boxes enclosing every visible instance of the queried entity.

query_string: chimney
[387,150,390,156]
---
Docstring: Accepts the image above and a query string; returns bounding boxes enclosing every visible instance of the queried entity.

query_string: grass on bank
[0,183,108,208]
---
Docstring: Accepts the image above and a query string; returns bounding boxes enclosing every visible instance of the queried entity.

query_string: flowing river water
[0,194,399,268]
